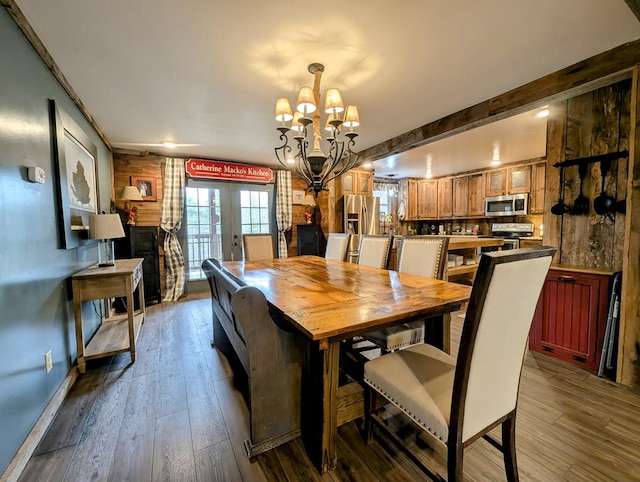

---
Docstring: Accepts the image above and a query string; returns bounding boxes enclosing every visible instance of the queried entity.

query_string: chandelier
[274,63,360,195]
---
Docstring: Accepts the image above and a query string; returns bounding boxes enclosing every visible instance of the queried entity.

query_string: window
[185,187,222,280]
[240,190,270,234]
[374,189,390,220]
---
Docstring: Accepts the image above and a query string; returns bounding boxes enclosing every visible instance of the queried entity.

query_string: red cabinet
[529,268,612,371]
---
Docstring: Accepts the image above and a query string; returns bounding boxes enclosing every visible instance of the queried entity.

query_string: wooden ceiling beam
[358,39,640,163]
[624,0,640,23]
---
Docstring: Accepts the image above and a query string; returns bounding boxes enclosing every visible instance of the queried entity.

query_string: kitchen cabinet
[519,238,543,248]
[485,165,531,196]
[529,267,614,372]
[341,169,373,196]
[529,162,546,214]
[507,165,531,194]
[437,178,453,218]
[468,173,485,216]
[485,169,507,197]
[406,179,437,220]
[452,177,468,217]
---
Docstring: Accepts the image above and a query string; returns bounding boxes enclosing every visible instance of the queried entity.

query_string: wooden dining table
[220,255,471,473]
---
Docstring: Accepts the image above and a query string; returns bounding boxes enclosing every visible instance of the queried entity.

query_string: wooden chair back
[396,235,449,279]
[242,233,274,261]
[325,233,350,261]
[357,235,393,269]
[451,247,556,444]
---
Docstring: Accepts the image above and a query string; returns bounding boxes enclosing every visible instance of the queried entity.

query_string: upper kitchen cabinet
[453,173,485,217]
[529,162,546,214]
[507,165,531,194]
[406,179,437,220]
[485,165,531,196]
[437,178,453,218]
[452,176,469,217]
[341,169,373,196]
[468,173,485,216]
[418,180,438,219]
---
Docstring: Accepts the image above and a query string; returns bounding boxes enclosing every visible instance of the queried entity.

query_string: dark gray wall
[0,8,112,474]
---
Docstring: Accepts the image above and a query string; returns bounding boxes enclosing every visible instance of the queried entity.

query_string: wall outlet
[45,350,52,373]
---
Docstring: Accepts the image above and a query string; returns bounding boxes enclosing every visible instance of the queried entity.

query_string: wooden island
[446,236,504,284]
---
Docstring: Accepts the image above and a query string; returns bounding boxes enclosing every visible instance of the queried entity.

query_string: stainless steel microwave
[485,193,528,217]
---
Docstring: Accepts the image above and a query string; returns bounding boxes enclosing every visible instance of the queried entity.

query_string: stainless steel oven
[480,223,533,253]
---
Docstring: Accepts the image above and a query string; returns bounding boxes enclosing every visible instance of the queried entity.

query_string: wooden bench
[201,259,304,456]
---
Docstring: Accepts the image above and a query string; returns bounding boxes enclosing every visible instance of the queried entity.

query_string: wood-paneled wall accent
[112,153,166,295]
[358,40,640,164]
[618,68,640,387]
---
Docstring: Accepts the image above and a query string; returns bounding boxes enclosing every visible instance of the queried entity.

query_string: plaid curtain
[275,170,292,258]
[161,158,185,301]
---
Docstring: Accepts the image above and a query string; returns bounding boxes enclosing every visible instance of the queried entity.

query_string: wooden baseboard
[0,367,78,482]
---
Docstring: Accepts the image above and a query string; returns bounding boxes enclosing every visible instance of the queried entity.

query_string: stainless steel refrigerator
[344,194,380,262]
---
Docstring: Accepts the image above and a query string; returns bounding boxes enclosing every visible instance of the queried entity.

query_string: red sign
[186,159,273,183]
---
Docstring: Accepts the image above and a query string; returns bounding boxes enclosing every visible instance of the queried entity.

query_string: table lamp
[302,194,317,224]
[89,213,125,267]
[118,186,144,225]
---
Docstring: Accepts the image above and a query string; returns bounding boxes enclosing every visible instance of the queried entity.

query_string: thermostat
[28,166,45,184]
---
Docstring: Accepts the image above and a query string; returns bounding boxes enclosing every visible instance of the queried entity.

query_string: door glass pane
[240,189,270,234]
[185,187,222,280]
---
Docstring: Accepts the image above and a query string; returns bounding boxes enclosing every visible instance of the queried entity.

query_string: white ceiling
[13,0,640,178]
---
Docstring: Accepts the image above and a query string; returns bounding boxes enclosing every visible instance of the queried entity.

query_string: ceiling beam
[2,0,112,150]
[358,39,640,163]
[624,0,640,22]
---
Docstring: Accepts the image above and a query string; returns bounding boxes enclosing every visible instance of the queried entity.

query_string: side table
[72,258,145,373]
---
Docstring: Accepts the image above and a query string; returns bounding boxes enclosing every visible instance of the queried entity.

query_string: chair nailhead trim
[364,377,446,442]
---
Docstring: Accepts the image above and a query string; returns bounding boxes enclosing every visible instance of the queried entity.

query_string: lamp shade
[118,186,144,201]
[302,194,317,207]
[275,97,293,122]
[89,213,125,240]
[324,88,344,115]
[291,111,304,132]
[343,105,360,128]
[296,86,316,114]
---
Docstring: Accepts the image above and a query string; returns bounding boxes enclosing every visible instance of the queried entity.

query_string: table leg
[302,340,339,473]
[126,276,136,364]
[72,279,86,374]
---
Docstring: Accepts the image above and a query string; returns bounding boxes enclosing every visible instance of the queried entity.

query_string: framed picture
[130,176,157,201]
[292,190,305,205]
[49,99,99,249]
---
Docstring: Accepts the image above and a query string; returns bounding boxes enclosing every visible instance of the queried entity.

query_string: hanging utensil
[551,166,570,215]
[571,163,589,215]
[593,160,615,216]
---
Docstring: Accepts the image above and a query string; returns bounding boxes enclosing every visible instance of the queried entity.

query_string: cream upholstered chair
[364,235,449,352]
[363,247,556,481]
[324,233,350,261]
[357,234,393,269]
[242,233,274,261]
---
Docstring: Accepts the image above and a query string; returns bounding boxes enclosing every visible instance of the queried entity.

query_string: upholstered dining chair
[363,247,556,481]
[324,233,350,261]
[364,235,449,352]
[242,233,274,261]
[357,234,393,269]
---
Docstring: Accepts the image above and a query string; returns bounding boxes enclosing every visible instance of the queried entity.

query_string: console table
[72,258,145,373]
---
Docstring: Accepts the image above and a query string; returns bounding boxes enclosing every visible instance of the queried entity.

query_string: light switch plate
[28,166,45,184]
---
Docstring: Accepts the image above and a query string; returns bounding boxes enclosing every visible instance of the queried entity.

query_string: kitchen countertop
[550,265,620,276]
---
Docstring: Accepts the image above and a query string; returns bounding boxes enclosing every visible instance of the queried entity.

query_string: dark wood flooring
[17,294,640,481]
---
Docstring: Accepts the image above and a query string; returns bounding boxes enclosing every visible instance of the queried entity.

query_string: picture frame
[49,99,99,249]
[292,190,305,205]
[130,176,157,201]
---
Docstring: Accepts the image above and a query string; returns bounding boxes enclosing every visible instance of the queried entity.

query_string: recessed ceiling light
[490,160,501,166]
[363,162,372,168]
[162,141,177,148]
[536,109,549,118]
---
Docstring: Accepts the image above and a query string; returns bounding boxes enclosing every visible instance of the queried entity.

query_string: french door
[181,181,274,286]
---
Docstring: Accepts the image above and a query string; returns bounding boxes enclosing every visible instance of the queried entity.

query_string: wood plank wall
[544,79,630,269]
[112,153,166,294]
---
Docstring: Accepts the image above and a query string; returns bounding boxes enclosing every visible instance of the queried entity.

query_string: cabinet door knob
[558,275,576,283]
